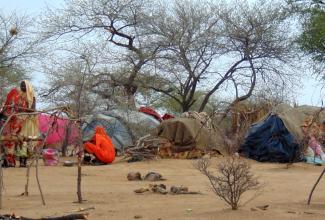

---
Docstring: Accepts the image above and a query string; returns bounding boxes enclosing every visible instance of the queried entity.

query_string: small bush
[195,157,260,210]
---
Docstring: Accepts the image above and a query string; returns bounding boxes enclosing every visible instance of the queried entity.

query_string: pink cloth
[38,114,79,148]
[43,148,59,166]
[309,136,323,156]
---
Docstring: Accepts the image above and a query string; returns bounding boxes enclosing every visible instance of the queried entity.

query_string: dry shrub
[195,157,261,210]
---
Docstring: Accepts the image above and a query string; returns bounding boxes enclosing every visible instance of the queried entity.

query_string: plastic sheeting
[82,110,160,151]
[38,114,79,148]
[239,114,300,163]
[139,106,162,121]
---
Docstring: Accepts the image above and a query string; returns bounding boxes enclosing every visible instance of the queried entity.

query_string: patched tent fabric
[82,109,160,152]
[239,104,325,163]
[274,105,325,141]
[156,118,226,155]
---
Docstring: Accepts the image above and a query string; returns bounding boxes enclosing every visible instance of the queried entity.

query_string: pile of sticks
[125,135,162,160]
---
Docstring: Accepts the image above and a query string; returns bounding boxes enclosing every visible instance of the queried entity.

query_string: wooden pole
[0,153,3,209]
[35,155,45,206]
[0,213,88,220]
[307,168,325,205]
[24,159,35,196]
[77,156,82,203]
[77,122,83,203]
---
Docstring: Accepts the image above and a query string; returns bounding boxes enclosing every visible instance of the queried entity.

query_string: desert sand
[1,157,325,220]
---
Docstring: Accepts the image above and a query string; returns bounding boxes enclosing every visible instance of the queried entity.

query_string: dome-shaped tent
[239,104,325,162]
[82,109,160,152]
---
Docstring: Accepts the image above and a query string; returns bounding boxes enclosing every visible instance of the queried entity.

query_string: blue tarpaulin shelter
[239,114,300,162]
[239,104,325,163]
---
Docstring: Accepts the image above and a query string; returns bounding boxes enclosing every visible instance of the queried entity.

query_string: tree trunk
[198,58,246,112]
[182,104,191,113]
[61,121,72,157]
[76,122,83,203]
[77,157,82,203]
[124,84,137,110]
[127,93,136,110]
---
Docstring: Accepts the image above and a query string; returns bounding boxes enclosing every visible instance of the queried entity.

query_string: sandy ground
[1,157,325,220]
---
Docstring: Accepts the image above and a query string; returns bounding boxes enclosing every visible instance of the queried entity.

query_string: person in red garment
[0,81,38,167]
[84,126,115,164]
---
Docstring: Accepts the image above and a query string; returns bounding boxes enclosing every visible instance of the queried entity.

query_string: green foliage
[151,93,183,114]
[151,90,219,114]
[287,0,325,62]
[298,8,325,62]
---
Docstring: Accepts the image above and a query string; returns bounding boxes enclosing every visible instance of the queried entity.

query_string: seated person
[84,126,115,164]
[308,130,325,161]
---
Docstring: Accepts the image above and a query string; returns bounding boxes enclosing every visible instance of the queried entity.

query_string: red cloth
[139,107,162,122]
[3,88,28,114]
[84,126,115,164]
[1,88,28,133]
[162,113,175,120]
[1,88,28,166]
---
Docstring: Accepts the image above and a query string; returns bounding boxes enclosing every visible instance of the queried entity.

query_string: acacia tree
[137,0,297,113]
[0,11,38,103]
[41,46,105,118]
[40,0,162,109]
[142,0,222,112]
[40,0,299,114]
[198,0,297,112]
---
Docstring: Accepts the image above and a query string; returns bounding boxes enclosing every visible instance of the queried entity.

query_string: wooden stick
[0,106,75,137]
[35,155,45,206]
[76,122,83,203]
[0,154,3,209]
[0,213,88,220]
[31,112,62,204]
[32,120,52,204]
[77,157,82,203]
[24,159,35,196]
[0,135,42,142]
[307,168,325,205]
